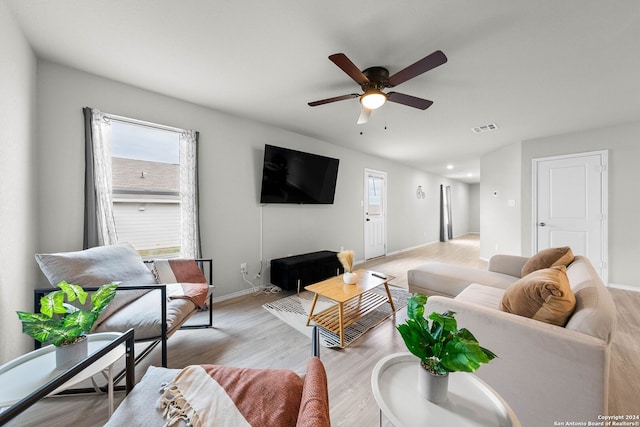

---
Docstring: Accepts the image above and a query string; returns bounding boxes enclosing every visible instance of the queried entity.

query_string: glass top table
[0,330,134,424]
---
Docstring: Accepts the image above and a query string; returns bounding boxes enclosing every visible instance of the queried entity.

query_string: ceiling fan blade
[387,92,433,110]
[387,50,447,87]
[357,107,372,124]
[329,53,370,86]
[308,93,360,107]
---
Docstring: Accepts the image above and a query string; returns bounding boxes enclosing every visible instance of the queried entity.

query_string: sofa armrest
[487,255,529,277]
[424,296,610,427]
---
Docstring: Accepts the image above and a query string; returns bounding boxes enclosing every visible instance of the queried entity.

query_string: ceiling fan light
[360,90,387,109]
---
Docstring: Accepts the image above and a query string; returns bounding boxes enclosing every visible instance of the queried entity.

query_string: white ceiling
[7,1,640,183]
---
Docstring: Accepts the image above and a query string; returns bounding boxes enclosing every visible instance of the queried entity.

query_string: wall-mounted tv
[259,144,339,204]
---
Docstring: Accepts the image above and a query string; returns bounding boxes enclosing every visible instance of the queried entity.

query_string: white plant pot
[55,335,88,371]
[418,363,449,404]
[343,271,358,284]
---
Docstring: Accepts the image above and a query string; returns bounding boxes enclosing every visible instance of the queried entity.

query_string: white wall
[480,142,522,260]
[480,122,640,288]
[0,3,38,363]
[35,60,471,300]
[521,122,640,287]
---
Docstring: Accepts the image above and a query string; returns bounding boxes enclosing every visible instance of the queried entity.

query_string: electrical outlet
[240,263,247,273]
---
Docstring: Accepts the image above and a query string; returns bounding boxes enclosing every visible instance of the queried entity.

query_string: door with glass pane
[364,169,387,260]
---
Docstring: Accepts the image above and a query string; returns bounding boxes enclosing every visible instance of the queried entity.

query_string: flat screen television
[259,144,339,204]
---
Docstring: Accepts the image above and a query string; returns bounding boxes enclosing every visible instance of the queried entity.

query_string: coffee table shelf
[309,291,388,334]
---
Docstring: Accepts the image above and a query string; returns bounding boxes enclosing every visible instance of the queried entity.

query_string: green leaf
[40,291,66,317]
[90,283,118,314]
[61,309,96,334]
[397,320,433,361]
[428,311,458,334]
[17,311,51,323]
[58,281,88,305]
[20,318,63,344]
[441,336,493,372]
[406,293,427,321]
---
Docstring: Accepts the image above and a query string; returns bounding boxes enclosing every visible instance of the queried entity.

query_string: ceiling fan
[308,50,447,124]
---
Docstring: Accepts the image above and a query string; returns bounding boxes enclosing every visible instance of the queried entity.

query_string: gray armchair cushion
[93,289,196,340]
[35,242,157,287]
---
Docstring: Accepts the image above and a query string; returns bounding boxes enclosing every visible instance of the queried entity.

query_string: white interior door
[364,169,386,260]
[533,151,608,281]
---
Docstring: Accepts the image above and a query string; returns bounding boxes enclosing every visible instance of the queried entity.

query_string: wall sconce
[416,186,425,199]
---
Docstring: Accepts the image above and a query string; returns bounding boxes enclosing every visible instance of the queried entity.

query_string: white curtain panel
[89,108,119,246]
[179,130,200,258]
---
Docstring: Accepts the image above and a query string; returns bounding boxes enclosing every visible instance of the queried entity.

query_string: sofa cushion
[500,266,576,326]
[455,283,505,309]
[521,246,574,277]
[408,262,518,297]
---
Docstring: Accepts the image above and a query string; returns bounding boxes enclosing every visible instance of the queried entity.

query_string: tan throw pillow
[500,266,576,326]
[521,246,575,277]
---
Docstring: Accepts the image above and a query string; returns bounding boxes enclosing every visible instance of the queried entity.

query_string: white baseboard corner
[213,286,266,303]
[607,282,640,292]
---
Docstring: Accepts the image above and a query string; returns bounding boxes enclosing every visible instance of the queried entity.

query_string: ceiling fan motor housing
[362,66,390,91]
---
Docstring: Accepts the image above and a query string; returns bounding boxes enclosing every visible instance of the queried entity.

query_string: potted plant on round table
[396,293,497,403]
[17,281,117,370]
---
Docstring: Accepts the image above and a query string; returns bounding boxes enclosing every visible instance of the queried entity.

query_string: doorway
[364,169,387,260]
[532,150,608,281]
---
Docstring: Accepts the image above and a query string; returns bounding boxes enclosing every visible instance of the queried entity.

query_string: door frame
[363,168,387,260]
[531,150,608,280]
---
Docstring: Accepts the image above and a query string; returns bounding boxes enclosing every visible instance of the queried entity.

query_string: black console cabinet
[270,250,344,292]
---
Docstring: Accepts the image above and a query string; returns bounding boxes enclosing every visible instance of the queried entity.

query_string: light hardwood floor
[7,234,639,426]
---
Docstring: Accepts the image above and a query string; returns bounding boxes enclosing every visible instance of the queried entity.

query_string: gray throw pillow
[35,242,157,287]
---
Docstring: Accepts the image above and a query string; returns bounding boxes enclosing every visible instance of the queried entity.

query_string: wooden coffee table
[305,269,395,348]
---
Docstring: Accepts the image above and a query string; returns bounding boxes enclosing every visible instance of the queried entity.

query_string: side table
[0,329,135,424]
[371,353,520,427]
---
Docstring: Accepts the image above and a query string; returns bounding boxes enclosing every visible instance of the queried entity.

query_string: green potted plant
[17,281,117,370]
[396,293,497,403]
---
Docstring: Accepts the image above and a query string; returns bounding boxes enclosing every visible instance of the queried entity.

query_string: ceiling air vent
[472,123,498,133]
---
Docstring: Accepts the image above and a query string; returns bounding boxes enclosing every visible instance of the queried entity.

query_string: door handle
[538,222,546,226]
[366,218,370,222]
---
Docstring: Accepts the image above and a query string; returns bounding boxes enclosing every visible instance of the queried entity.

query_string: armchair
[34,243,213,369]
[106,326,331,427]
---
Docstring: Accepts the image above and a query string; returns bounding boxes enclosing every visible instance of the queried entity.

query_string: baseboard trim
[213,286,265,303]
[386,240,440,256]
[607,282,640,292]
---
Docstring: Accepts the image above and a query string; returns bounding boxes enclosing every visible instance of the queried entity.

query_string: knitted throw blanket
[158,365,250,427]
[158,364,304,427]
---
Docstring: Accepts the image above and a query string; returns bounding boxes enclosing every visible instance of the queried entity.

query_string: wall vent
[472,123,498,133]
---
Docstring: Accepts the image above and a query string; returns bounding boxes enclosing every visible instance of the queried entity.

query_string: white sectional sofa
[408,254,617,427]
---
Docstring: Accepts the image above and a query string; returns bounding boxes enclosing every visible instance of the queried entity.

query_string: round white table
[0,332,126,416]
[371,353,520,427]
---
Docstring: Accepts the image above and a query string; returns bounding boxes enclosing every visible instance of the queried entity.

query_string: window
[111,121,181,258]
[83,108,200,259]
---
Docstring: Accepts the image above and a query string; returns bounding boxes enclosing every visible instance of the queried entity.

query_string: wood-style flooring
[6,234,639,426]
